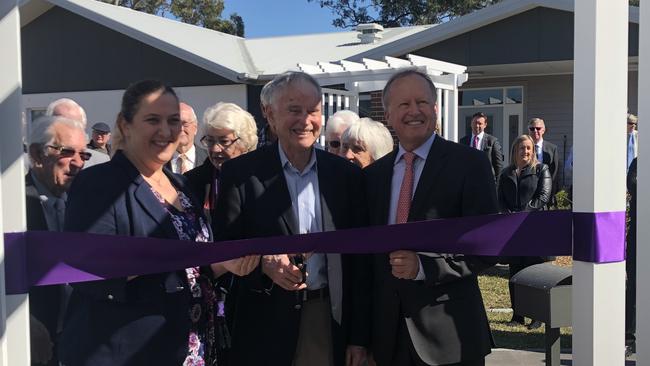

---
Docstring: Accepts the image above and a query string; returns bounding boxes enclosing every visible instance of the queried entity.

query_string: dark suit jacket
[26,172,63,366]
[183,157,217,212]
[459,133,504,179]
[541,140,559,193]
[365,137,497,366]
[59,150,210,366]
[213,143,369,366]
[165,143,208,173]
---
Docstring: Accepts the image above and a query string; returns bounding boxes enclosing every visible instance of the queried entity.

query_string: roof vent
[356,23,384,44]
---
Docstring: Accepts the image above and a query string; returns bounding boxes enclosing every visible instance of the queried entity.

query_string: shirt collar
[174,144,196,163]
[30,170,66,201]
[278,142,318,175]
[394,133,436,166]
[535,139,544,148]
[473,131,485,139]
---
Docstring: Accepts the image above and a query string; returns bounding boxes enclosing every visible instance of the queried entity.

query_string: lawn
[479,258,573,350]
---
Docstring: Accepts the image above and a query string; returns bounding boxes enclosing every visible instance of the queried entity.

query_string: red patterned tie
[396,152,416,224]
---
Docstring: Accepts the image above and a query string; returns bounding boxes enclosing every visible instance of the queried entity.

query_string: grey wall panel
[22,7,235,94]
[412,7,638,66]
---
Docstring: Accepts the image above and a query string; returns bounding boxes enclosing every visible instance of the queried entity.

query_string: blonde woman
[497,134,552,329]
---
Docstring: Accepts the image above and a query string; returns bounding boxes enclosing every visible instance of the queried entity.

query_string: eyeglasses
[628,122,638,126]
[200,136,240,149]
[342,142,366,154]
[328,140,341,149]
[46,145,92,161]
[528,127,543,131]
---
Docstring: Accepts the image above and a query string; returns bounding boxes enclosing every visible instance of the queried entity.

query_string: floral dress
[151,188,220,366]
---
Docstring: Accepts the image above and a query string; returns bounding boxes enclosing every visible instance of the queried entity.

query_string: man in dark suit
[365,70,497,366]
[214,72,369,366]
[459,112,504,179]
[167,102,208,173]
[26,115,88,366]
[528,117,559,199]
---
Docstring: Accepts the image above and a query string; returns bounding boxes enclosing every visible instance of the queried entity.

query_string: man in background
[167,102,208,174]
[459,112,504,179]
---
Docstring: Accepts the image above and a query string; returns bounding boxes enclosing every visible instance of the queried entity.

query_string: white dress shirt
[170,144,197,173]
[470,131,485,149]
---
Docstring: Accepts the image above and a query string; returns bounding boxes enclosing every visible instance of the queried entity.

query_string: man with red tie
[365,70,498,366]
[459,112,504,179]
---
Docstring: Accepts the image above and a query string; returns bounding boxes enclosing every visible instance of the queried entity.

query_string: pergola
[298,53,468,143]
[0,1,647,365]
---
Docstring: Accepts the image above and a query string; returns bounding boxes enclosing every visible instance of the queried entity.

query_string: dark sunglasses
[46,145,92,161]
[328,140,341,149]
[528,127,543,131]
[628,122,638,126]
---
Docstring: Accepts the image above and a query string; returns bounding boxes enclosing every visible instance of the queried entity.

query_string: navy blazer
[59,150,211,366]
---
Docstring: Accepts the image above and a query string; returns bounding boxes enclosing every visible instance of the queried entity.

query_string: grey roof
[19,0,640,83]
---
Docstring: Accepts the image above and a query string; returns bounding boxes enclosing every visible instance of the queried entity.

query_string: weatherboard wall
[21,6,235,94]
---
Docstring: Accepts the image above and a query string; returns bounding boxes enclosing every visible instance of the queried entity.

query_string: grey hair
[260,81,273,108]
[45,98,87,126]
[325,110,360,138]
[180,102,198,124]
[29,115,85,154]
[342,117,394,160]
[266,71,322,107]
[382,68,437,109]
[628,113,638,124]
[202,102,258,152]
[528,117,545,127]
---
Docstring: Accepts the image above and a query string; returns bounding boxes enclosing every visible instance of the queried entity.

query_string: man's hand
[389,250,420,280]
[262,254,307,291]
[30,315,53,365]
[222,255,261,277]
[345,345,367,366]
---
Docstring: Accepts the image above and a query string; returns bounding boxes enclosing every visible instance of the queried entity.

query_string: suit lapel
[316,150,336,233]
[375,150,397,225]
[259,144,299,235]
[133,175,179,239]
[410,137,448,220]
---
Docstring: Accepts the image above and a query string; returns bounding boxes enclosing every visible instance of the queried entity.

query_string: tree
[310,0,642,28]
[98,0,244,36]
[308,0,503,28]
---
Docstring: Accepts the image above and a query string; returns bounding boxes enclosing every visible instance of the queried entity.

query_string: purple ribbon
[2,210,624,295]
[573,211,626,263]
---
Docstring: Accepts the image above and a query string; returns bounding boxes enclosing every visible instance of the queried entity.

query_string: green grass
[479,265,573,350]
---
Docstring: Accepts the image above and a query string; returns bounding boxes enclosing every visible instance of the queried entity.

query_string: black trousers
[391,318,485,366]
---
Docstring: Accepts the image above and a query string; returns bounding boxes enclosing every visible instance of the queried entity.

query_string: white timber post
[448,75,459,142]
[443,89,450,140]
[0,1,31,365]
[636,0,650,364]
[572,1,628,365]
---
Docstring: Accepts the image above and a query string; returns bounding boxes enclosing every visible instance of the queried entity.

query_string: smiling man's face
[384,73,437,151]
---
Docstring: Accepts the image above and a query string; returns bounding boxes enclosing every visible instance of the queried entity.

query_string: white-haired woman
[184,102,258,215]
[325,109,360,154]
[340,117,394,168]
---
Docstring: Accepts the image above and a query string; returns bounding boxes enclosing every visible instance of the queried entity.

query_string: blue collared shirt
[278,144,328,290]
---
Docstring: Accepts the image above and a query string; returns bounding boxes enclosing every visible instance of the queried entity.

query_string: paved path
[486,349,636,365]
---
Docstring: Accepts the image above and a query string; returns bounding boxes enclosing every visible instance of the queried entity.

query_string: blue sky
[224,1,346,38]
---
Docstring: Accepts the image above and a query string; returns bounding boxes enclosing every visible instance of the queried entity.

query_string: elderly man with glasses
[26,115,89,366]
[167,102,208,174]
[528,117,559,205]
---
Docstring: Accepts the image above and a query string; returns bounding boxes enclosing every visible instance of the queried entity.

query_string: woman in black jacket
[497,134,552,329]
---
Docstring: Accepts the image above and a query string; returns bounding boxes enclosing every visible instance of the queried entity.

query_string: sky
[224,1,348,38]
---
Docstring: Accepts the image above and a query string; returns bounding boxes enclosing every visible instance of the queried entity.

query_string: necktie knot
[403,151,416,166]
[178,154,189,173]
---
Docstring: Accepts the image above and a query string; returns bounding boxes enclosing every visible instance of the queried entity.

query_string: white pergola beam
[383,56,412,68]
[338,60,366,71]
[572,0,627,365]
[636,0,650,364]
[317,61,344,73]
[361,58,389,70]
[407,54,467,75]
[0,1,30,365]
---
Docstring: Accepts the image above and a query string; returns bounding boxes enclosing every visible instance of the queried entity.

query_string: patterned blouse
[150,188,218,366]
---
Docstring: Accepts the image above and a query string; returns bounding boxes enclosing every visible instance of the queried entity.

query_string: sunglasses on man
[528,127,543,131]
[628,121,638,126]
[328,140,341,149]
[46,144,92,161]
